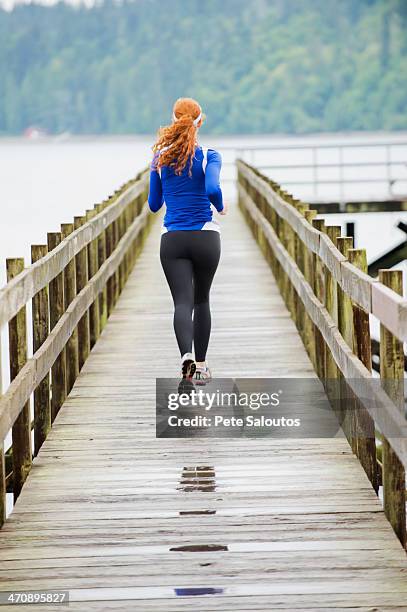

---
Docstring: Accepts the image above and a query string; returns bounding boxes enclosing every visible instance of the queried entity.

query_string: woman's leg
[191,231,221,362]
[160,233,194,356]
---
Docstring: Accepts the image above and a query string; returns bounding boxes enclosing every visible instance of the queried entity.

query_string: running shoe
[194,363,212,385]
[181,352,196,379]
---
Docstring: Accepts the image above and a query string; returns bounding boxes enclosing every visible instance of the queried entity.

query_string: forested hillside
[0,0,406,135]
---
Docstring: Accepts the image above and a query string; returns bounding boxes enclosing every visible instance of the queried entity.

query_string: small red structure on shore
[23,126,48,139]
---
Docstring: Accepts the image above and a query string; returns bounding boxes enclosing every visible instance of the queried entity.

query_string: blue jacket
[148,145,224,231]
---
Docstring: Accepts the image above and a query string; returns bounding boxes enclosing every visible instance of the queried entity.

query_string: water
[1,132,406,290]
[0,136,154,286]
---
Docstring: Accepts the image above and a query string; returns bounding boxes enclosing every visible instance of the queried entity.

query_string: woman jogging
[148,97,227,383]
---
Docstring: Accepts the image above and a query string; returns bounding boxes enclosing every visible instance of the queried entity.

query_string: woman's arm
[205,149,224,213]
[148,152,164,212]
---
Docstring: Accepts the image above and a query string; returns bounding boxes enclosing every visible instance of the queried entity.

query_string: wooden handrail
[238,183,407,457]
[238,160,407,342]
[0,205,149,441]
[0,167,151,525]
[238,159,407,549]
[0,171,149,329]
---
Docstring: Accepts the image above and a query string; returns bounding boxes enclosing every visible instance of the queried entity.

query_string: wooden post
[279,217,292,312]
[95,204,108,332]
[6,258,32,500]
[336,238,354,348]
[0,327,5,526]
[284,207,296,322]
[349,250,371,365]
[123,204,131,281]
[293,203,309,344]
[31,245,51,455]
[312,219,326,381]
[256,193,266,260]
[336,237,355,445]
[118,212,126,293]
[302,209,317,368]
[47,232,67,421]
[137,192,147,257]
[379,269,406,548]
[325,226,341,324]
[105,221,115,317]
[126,201,134,278]
[61,223,79,393]
[117,213,124,292]
[74,216,90,370]
[113,219,120,304]
[0,442,5,527]
[294,231,304,334]
[130,196,138,264]
[86,209,101,348]
[348,249,378,493]
[323,226,341,402]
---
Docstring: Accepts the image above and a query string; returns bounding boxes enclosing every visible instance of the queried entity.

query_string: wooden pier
[0,164,406,610]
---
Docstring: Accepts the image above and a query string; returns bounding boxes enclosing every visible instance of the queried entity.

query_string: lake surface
[1,131,407,289]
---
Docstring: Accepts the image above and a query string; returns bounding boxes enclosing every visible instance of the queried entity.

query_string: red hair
[152,97,206,177]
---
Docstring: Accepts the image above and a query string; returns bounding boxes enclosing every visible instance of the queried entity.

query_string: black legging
[160,230,221,361]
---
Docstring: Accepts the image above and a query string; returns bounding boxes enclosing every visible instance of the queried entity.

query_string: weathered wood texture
[379,269,406,549]
[6,259,32,501]
[47,232,67,422]
[237,179,407,462]
[31,245,51,456]
[237,161,407,342]
[237,161,407,549]
[0,173,149,329]
[0,172,150,524]
[73,216,90,371]
[0,204,406,610]
[61,222,79,394]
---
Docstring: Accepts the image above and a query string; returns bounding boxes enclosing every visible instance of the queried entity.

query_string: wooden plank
[1,201,406,611]
[0,441,5,527]
[95,203,108,332]
[0,206,150,441]
[31,245,51,455]
[239,184,407,468]
[323,226,341,399]
[6,258,32,501]
[336,237,355,447]
[86,209,100,348]
[47,232,67,421]
[348,249,378,492]
[61,222,79,393]
[379,269,406,549]
[7,598,405,612]
[372,281,407,344]
[74,216,90,370]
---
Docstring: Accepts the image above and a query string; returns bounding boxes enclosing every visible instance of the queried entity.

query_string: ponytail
[152,98,204,177]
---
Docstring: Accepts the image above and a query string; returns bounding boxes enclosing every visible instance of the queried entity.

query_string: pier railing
[237,159,407,549]
[218,139,407,205]
[0,168,150,526]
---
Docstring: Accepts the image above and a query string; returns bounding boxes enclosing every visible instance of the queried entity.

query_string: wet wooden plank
[1,202,406,610]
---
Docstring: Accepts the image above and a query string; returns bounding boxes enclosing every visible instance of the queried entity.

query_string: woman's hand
[219,201,228,215]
